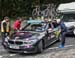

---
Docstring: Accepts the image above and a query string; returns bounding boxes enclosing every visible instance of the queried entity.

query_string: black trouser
[1,32,9,43]
[60,32,66,45]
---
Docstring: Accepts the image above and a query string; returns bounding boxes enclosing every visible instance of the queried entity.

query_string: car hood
[10,31,46,40]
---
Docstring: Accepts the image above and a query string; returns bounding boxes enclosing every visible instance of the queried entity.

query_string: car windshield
[23,23,48,31]
[61,14,75,22]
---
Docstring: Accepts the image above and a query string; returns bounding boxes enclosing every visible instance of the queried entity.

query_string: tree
[0,0,1,18]
[0,0,75,18]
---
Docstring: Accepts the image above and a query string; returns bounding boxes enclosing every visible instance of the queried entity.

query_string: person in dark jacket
[57,19,67,48]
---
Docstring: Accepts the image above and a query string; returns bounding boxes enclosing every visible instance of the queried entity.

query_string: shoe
[59,44,64,48]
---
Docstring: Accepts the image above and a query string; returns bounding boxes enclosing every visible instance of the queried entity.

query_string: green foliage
[1,0,33,18]
[0,0,74,19]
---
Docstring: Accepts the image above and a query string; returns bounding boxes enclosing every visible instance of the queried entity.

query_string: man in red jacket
[13,17,24,31]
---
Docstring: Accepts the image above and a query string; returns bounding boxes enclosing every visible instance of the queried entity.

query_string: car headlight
[24,39,37,44]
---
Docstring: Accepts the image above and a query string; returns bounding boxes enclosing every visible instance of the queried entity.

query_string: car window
[23,23,46,31]
[23,23,50,32]
[24,24,42,31]
[62,14,75,22]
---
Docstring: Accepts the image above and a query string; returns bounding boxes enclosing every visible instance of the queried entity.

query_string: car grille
[15,41,23,45]
[8,40,23,45]
[24,42,28,44]
[8,40,14,44]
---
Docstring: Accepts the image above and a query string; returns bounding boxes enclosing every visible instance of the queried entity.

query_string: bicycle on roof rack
[32,4,57,19]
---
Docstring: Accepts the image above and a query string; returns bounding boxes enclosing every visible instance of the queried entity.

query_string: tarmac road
[0,36,75,58]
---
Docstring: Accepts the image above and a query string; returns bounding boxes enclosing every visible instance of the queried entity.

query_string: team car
[3,20,62,53]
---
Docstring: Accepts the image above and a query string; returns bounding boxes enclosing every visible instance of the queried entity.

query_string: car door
[53,27,60,40]
[43,23,56,47]
[48,29,56,45]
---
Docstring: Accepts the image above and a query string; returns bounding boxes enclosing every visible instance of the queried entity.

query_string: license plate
[24,51,27,53]
[9,45,19,49]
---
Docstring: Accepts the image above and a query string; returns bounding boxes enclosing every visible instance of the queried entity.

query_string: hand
[59,29,61,33]
[48,28,53,33]
[17,30,20,32]
[48,28,52,31]
[20,28,22,30]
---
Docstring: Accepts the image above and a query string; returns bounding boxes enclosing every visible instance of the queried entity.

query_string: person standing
[13,17,24,31]
[1,16,10,43]
[56,19,67,48]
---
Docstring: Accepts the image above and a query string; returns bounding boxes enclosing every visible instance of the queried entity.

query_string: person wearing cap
[13,17,24,31]
[56,19,67,48]
[1,16,10,43]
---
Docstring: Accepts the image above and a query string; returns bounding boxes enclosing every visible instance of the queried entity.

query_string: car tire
[3,45,7,49]
[37,40,43,53]
[8,51,15,53]
[2,42,8,49]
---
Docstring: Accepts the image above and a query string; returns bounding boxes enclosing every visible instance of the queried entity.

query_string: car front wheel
[37,40,43,53]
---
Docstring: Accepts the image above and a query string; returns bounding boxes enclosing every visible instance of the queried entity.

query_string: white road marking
[9,54,16,56]
[0,54,16,57]
[0,56,3,58]
[48,45,74,50]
